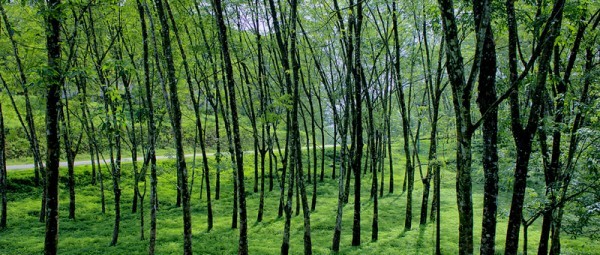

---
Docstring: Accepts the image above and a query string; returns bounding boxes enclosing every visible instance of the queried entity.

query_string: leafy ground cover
[0,150,596,254]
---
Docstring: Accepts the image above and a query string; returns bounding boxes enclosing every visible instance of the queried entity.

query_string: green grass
[0,149,597,254]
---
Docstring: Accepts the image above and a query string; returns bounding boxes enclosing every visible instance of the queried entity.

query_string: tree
[44,0,63,253]
[436,0,492,253]
[504,0,565,253]
[0,1,46,223]
[535,9,596,254]
[0,1,45,188]
[473,0,499,253]
[134,0,158,250]
[153,0,193,253]
[211,0,249,253]
[163,0,213,231]
[392,0,415,231]
[60,95,82,220]
[350,0,364,246]
[0,99,6,229]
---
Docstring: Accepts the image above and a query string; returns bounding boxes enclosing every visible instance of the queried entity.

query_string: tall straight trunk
[164,0,213,230]
[387,75,394,194]
[475,1,499,252]
[429,40,445,224]
[317,90,326,183]
[60,106,77,220]
[265,0,291,221]
[392,1,414,231]
[136,0,157,250]
[365,73,377,237]
[300,68,319,211]
[331,0,354,250]
[96,150,106,214]
[416,8,441,226]
[125,77,140,215]
[107,88,122,247]
[257,146,267,221]
[220,82,239,228]
[350,0,364,246]
[254,0,268,219]
[371,132,380,241]
[332,124,337,180]
[44,0,62,253]
[154,0,193,252]
[0,102,7,229]
[282,130,294,254]
[212,0,248,252]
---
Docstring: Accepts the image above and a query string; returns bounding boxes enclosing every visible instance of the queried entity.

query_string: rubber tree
[436,0,492,253]
[211,0,249,252]
[43,0,63,253]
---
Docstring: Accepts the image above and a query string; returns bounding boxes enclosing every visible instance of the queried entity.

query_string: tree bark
[474,0,499,252]
[504,0,564,253]
[0,101,6,229]
[437,0,493,251]
[154,0,193,252]
[392,1,415,231]
[44,0,62,253]
[212,0,248,252]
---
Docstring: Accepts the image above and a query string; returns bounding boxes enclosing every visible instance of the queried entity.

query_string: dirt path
[6,145,334,171]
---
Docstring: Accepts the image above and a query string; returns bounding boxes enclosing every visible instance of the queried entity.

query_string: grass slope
[0,149,596,254]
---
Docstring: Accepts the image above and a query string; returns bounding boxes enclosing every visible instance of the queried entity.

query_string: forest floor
[0,148,597,254]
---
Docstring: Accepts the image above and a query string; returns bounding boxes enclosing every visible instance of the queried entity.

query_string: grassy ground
[0,149,596,254]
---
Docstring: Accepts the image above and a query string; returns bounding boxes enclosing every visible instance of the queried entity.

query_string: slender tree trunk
[136,0,157,250]
[44,0,62,253]
[0,102,7,229]
[393,1,415,231]
[107,90,122,247]
[125,81,140,215]
[60,106,77,220]
[475,1,499,252]
[331,0,353,249]
[350,0,364,246]
[154,0,193,252]
[212,0,248,252]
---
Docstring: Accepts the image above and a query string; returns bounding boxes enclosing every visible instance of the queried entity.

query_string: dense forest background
[0,0,598,254]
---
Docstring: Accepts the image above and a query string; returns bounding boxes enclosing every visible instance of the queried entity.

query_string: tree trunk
[212,0,248,252]
[393,1,414,231]
[475,2,499,252]
[436,0,492,251]
[44,0,62,253]
[154,0,193,252]
[0,102,7,229]
[504,0,564,253]
[60,106,77,220]
[136,0,158,249]
[351,0,364,246]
